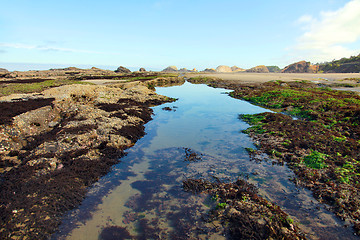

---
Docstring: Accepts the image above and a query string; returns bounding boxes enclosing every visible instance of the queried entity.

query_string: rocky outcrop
[2,68,116,79]
[216,65,232,73]
[0,80,175,238]
[115,66,131,73]
[246,65,269,73]
[139,68,146,72]
[317,54,360,73]
[202,68,216,73]
[231,66,245,72]
[162,66,178,72]
[178,68,188,73]
[0,68,9,77]
[266,66,281,73]
[322,63,360,73]
[281,61,317,73]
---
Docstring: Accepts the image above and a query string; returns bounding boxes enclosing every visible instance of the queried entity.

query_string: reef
[0,74,183,239]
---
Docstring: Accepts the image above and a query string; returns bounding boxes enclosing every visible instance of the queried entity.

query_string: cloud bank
[294,0,360,63]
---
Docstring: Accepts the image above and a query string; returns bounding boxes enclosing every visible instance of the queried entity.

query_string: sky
[1,0,360,71]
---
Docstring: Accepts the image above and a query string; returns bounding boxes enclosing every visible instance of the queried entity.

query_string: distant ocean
[0,62,161,72]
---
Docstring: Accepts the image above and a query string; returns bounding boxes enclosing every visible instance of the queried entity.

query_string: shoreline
[0,74,184,239]
[185,72,360,83]
[1,69,360,238]
[187,76,360,236]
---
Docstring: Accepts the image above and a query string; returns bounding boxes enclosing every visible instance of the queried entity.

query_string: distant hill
[246,65,269,73]
[266,66,281,73]
[281,61,317,73]
[317,54,360,73]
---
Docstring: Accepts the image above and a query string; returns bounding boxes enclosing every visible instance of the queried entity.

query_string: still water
[53,82,356,239]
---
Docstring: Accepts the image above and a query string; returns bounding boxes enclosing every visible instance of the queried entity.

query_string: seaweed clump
[0,88,170,239]
[234,81,360,234]
[99,226,133,240]
[0,98,55,125]
[183,178,306,240]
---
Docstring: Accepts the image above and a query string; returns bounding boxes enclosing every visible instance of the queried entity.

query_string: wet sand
[185,72,360,84]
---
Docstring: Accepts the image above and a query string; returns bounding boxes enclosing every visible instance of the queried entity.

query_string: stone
[115,66,131,73]
[139,68,146,72]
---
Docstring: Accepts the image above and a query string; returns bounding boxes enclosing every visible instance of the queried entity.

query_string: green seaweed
[303,151,328,169]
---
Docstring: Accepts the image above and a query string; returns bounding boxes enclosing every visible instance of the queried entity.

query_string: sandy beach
[185,72,360,84]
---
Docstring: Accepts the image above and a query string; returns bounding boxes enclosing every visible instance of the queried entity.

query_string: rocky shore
[2,67,359,239]
[187,76,360,236]
[0,71,184,239]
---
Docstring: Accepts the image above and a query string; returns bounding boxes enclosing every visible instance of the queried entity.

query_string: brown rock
[203,68,216,73]
[139,68,146,72]
[162,66,178,72]
[0,68,9,77]
[246,65,269,73]
[178,68,189,72]
[115,66,131,73]
[281,61,317,73]
[231,66,245,72]
[216,65,232,73]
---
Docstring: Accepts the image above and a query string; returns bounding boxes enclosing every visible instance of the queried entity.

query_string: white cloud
[0,42,101,54]
[293,0,360,63]
[297,15,314,24]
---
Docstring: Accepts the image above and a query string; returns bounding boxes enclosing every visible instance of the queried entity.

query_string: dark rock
[0,68,9,73]
[139,68,146,72]
[115,66,131,73]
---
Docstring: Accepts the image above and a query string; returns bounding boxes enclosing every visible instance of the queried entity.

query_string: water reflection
[53,82,356,240]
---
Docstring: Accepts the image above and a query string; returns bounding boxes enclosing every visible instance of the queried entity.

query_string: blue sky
[1,0,359,71]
